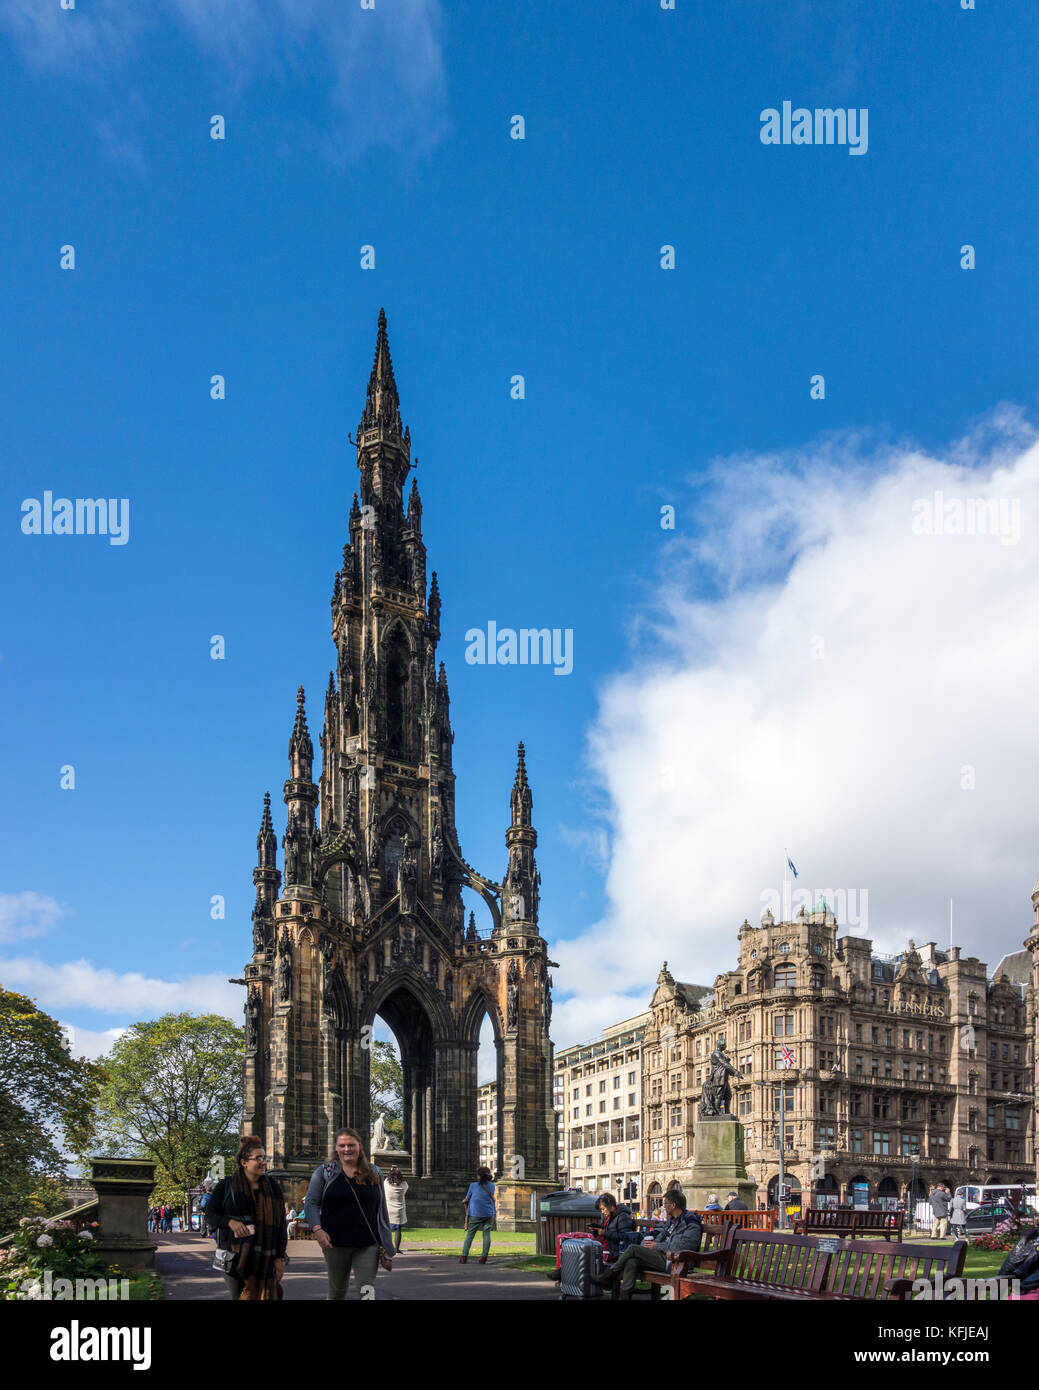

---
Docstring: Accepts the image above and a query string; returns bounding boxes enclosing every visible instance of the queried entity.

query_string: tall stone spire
[504,741,539,927]
[510,741,533,827]
[288,685,313,781]
[358,307,404,443]
[257,790,277,868]
[252,790,281,930]
[283,686,319,897]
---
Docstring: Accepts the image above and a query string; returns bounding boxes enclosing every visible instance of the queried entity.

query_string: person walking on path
[206,1135,288,1300]
[929,1182,952,1239]
[384,1166,408,1253]
[460,1167,496,1264]
[305,1127,395,1300]
[949,1190,967,1239]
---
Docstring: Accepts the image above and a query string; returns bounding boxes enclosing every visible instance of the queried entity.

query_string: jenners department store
[639,902,1034,1210]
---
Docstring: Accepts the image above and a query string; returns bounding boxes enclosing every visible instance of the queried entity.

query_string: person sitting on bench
[596,1193,635,1261]
[590,1190,702,1299]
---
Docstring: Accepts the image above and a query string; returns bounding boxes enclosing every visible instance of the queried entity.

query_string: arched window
[385,631,410,758]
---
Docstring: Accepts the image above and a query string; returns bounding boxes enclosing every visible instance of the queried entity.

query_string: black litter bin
[537,1189,602,1256]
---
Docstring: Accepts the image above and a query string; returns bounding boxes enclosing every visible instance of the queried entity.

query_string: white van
[954,1182,1038,1213]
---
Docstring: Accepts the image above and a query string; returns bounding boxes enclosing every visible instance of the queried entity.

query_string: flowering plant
[1,1217,110,1300]
[970,1219,1038,1253]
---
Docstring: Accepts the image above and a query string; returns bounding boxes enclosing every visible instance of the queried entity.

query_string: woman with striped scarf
[207,1135,289,1300]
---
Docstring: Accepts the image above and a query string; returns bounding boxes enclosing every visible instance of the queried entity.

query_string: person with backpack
[384,1166,408,1253]
[304,1127,394,1300]
[459,1166,496,1264]
[206,1135,288,1300]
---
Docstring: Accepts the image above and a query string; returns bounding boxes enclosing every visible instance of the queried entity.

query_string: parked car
[963,1201,1034,1235]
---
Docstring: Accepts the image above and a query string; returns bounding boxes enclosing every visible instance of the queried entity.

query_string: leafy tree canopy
[369,1039,404,1144]
[0,987,102,1231]
[93,1013,243,1207]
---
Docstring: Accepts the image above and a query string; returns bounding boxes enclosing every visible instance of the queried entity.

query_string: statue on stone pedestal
[371,1113,389,1152]
[698,1038,741,1118]
[398,835,417,915]
[506,959,520,1030]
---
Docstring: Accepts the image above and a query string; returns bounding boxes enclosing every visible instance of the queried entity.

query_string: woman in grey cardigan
[304,1127,395,1300]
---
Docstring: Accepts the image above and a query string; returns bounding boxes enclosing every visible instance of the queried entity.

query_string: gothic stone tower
[241,311,556,1228]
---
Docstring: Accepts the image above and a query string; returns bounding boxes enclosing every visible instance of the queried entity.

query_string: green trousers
[608,1244,669,1293]
[322,1244,381,1300]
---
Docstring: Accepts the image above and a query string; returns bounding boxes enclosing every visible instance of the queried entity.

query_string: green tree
[369,1040,404,1144]
[0,988,101,1232]
[93,1013,243,1206]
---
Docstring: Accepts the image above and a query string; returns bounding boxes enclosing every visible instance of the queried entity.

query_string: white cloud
[555,410,1039,1010]
[2,0,448,161]
[0,957,242,1019]
[59,1024,129,1061]
[0,892,67,944]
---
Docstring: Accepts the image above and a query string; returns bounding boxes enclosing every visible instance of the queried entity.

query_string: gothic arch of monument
[240,311,557,1226]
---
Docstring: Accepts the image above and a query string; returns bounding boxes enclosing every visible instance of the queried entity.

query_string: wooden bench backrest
[802,1209,857,1230]
[727,1229,830,1293]
[824,1238,966,1299]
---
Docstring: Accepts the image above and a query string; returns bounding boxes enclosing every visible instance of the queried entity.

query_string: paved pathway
[155,1234,557,1301]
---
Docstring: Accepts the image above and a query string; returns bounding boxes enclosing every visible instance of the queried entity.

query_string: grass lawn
[127,1271,164,1300]
[397,1227,535,1248]
[501,1254,557,1273]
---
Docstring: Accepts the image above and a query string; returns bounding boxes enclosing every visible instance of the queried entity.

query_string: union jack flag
[778,1046,796,1069]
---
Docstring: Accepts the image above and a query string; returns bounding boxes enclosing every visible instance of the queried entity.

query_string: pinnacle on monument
[288,685,313,764]
[510,741,533,824]
[358,307,403,439]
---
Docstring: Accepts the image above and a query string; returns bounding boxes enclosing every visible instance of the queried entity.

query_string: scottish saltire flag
[779,1046,796,1069]
[786,855,798,878]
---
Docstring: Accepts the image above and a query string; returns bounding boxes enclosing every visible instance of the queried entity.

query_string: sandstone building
[555,1013,650,1202]
[642,905,1034,1210]
[239,312,556,1226]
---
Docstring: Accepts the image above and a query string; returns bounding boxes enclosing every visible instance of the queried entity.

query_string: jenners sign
[893,1002,945,1019]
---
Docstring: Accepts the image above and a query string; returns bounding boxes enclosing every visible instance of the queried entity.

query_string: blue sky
[3,0,1039,1061]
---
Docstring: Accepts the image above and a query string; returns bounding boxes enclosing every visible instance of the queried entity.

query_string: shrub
[0,1216,110,1300]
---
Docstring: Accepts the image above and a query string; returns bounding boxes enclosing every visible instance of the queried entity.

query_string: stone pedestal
[89,1157,158,1271]
[688,1116,757,1211]
[372,1149,412,1175]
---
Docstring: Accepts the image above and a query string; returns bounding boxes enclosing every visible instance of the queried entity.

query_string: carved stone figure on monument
[278,948,292,1003]
[283,815,299,884]
[430,806,444,875]
[507,958,520,1030]
[245,990,260,1049]
[698,1039,741,1118]
[398,834,417,915]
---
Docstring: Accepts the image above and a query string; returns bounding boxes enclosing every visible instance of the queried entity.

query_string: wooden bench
[634,1209,775,1235]
[671,1227,965,1302]
[818,1236,965,1300]
[794,1208,904,1241]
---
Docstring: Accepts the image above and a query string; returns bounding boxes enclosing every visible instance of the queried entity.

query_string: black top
[205,1175,288,1258]
[321,1171,383,1248]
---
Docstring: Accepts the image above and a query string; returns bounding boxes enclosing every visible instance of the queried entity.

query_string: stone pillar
[89,1157,158,1271]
